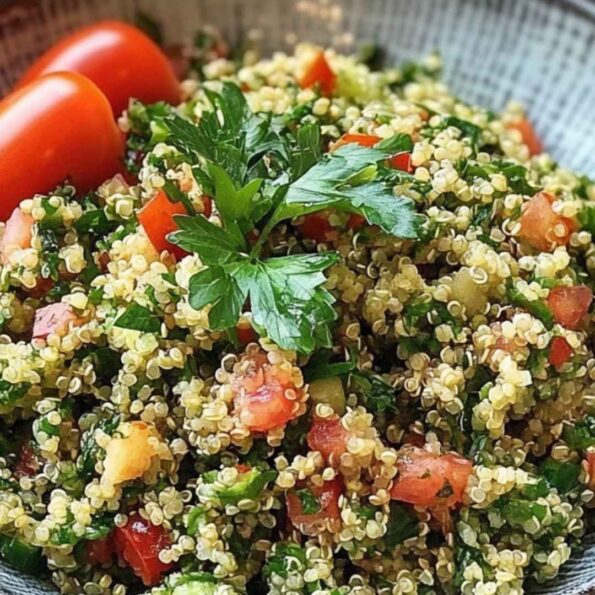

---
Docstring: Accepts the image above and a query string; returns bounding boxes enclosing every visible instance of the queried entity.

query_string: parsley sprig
[155,82,420,353]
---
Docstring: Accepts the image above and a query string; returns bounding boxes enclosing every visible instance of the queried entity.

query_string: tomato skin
[389,152,413,172]
[519,192,574,252]
[86,536,114,566]
[508,118,543,156]
[236,322,256,345]
[547,285,593,330]
[307,416,349,460]
[347,214,366,230]
[286,478,343,535]
[16,21,180,116]
[0,72,124,220]
[138,190,187,260]
[232,351,301,432]
[548,336,573,367]
[299,213,335,243]
[390,447,472,508]
[113,514,173,586]
[299,51,336,96]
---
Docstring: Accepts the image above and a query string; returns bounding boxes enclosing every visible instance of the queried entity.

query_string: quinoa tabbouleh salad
[0,19,594,595]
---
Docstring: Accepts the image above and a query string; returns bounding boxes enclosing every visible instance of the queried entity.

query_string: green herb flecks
[114,302,162,334]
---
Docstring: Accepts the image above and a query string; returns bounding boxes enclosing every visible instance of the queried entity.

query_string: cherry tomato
[307,415,350,461]
[286,477,343,535]
[16,21,180,116]
[390,446,472,508]
[113,514,173,586]
[0,72,124,220]
[232,351,301,432]
[519,192,574,252]
[508,118,543,156]
[86,536,114,566]
[0,208,33,264]
[137,190,188,260]
[547,285,593,330]
[299,51,336,96]
[548,336,573,368]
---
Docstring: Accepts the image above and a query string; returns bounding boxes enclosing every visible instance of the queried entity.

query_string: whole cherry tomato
[0,72,124,220]
[15,21,180,116]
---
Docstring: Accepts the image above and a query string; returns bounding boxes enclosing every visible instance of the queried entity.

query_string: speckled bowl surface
[0,0,594,593]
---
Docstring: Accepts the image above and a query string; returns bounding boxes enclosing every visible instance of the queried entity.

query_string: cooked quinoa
[0,35,594,595]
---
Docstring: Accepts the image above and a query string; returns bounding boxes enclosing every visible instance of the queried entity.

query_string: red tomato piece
[307,416,350,460]
[138,190,187,260]
[26,278,55,299]
[236,322,257,345]
[508,118,543,156]
[390,152,413,172]
[33,303,80,339]
[113,514,173,586]
[286,477,343,535]
[0,208,33,264]
[583,452,595,491]
[0,72,124,220]
[334,133,381,148]
[519,192,574,252]
[347,213,366,231]
[547,285,593,330]
[232,351,301,432]
[86,536,114,566]
[16,21,180,116]
[299,213,335,243]
[14,443,38,478]
[390,447,472,508]
[299,51,336,96]
[201,196,213,218]
[548,336,573,367]
[402,432,426,448]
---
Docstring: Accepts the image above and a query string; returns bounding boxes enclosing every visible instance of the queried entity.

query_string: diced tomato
[113,514,173,586]
[232,351,301,432]
[347,214,366,230]
[548,336,573,367]
[26,277,54,299]
[299,213,335,243]
[14,443,38,478]
[0,208,33,264]
[390,446,472,508]
[236,463,251,474]
[508,118,543,156]
[583,452,595,491]
[32,303,80,339]
[402,432,426,448]
[519,192,574,252]
[389,152,413,172]
[547,285,593,330]
[201,196,213,218]
[286,477,343,535]
[334,133,381,148]
[137,190,188,260]
[307,416,350,461]
[86,536,114,566]
[299,51,336,96]
[236,322,256,345]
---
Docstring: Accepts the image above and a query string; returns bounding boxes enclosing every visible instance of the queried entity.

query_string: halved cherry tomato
[232,351,301,432]
[548,336,573,367]
[286,477,343,535]
[137,190,187,260]
[519,192,574,252]
[0,72,124,220]
[390,446,472,508]
[299,213,335,243]
[86,536,114,566]
[16,21,180,116]
[113,514,173,586]
[299,51,336,96]
[32,303,81,339]
[508,118,543,156]
[307,415,350,460]
[547,285,593,330]
[0,208,33,264]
